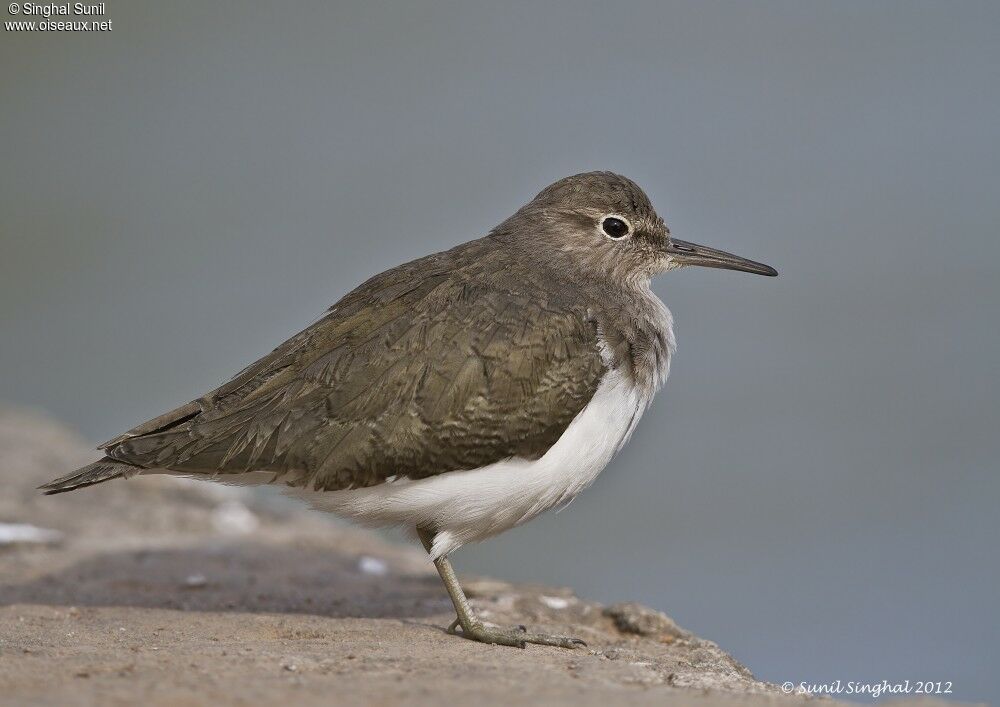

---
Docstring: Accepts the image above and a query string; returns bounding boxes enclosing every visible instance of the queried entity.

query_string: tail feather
[39,458,141,495]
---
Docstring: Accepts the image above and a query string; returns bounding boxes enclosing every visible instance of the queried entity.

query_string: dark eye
[601,216,630,239]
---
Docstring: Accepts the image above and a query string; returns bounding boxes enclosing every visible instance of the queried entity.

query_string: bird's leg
[416,527,586,650]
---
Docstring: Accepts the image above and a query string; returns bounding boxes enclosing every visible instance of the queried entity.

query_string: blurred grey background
[2,1,997,701]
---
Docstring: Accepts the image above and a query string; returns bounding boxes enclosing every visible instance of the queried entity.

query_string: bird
[41,171,777,649]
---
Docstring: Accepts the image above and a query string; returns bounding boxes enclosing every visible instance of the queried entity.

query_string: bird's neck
[594,281,676,395]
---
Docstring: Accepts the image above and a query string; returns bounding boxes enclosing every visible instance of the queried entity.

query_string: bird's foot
[446,618,586,649]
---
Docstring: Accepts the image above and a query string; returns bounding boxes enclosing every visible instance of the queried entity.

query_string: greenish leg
[417,527,586,650]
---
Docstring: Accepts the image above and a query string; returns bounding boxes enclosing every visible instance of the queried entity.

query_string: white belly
[286,367,655,558]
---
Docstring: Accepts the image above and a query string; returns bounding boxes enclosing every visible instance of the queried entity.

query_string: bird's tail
[39,458,142,495]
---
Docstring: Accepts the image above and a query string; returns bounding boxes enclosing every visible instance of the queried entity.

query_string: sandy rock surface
[0,407,960,706]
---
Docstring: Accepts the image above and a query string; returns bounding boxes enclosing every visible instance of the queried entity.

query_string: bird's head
[492,171,777,285]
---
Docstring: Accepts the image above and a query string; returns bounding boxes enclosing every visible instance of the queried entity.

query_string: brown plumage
[76,242,605,492]
[43,173,656,494]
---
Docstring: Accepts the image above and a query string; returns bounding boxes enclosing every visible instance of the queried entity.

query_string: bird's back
[95,237,609,492]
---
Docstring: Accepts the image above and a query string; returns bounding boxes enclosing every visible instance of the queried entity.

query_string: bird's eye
[601,216,631,239]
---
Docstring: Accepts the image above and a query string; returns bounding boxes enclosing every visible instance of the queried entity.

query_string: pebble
[0,523,64,546]
[357,556,388,576]
[539,595,570,610]
[183,574,208,589]
[210,500,259,535]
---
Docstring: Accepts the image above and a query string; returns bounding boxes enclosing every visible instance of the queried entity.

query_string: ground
[0,408,963,706]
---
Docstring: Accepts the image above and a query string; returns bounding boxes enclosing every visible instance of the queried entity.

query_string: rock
[603,601,686,639]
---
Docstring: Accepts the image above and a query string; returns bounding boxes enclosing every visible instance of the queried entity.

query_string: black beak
[665,238,778,277]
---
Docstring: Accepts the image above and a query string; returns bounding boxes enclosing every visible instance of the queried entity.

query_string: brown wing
[105,239,606,491]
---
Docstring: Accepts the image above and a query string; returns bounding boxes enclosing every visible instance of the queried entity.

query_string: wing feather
[104,239,606,491]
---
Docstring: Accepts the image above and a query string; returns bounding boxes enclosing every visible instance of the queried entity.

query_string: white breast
[288,365,657,558]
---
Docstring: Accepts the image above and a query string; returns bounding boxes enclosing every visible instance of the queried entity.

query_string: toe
[523,633,587,649]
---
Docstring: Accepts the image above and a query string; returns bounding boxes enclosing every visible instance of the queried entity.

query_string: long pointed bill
[665,238,778,277]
